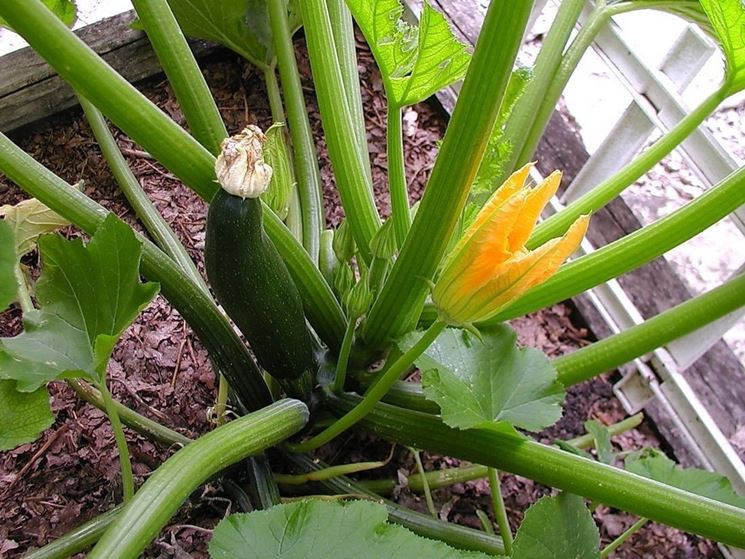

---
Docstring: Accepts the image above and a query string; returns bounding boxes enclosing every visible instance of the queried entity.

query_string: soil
[0,35,722,558]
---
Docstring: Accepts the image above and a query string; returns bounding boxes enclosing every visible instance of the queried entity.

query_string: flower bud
[215,125,273,198]
[332,220,356,263]
[344,275,374,319]
[262,123,294,219]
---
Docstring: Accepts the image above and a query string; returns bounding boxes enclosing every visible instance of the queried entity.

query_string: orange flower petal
[508,170,562,252]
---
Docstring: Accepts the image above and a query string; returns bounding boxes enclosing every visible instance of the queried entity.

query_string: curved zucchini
[206,189,315,381]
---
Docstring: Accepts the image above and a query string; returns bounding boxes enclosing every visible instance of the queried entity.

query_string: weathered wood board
[0,10,215,134]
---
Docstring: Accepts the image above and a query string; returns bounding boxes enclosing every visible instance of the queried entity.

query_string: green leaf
[469,67,533,209]
[584,420,615,465]
[165,0,300,68]
[700,0,745,92]
[0,221,16,311]
[346,0,470,106]
[625,448,745,509]
[0,197,71,257]
[399,326,565,433]
[0,215,158,391]
[0,379,54,451]
[0,0,76,30]
[512,493,600,559]
[208,499,495,558]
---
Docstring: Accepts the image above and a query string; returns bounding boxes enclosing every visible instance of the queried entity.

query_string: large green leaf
[0,215,158,391]
[346,0,470,107]
[700,0,745,92]
[0,197,71,257]
[0,221,16,311]
[625,448,745,508]
[512,493,600,559]
[209,499,495,558]
[0,379,54,451]
[398,326,565,433]
[165,0,300,68]
[0,0,76,30]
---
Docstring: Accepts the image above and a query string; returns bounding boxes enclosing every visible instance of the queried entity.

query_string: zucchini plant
[1,0,745,557]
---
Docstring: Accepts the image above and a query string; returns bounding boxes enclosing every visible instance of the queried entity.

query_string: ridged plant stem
[329,395,745,548]
[130,0,227,155]
[387,103,411,245]
[554,271,745,386]
[362,1,534,347]
[267,0,324,262]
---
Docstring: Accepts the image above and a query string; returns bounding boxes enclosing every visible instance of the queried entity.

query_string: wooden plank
[421,0,745,466]
[0,10,216,134]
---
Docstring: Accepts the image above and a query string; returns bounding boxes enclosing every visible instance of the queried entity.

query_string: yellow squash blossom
[433,163,589,325]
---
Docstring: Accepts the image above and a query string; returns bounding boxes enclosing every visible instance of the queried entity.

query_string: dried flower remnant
[215,125,273,198]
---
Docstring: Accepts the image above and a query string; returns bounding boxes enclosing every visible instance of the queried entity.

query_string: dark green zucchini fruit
[205,189,314,381]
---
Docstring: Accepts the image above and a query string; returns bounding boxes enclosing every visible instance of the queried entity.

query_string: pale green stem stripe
[130,0,227,155]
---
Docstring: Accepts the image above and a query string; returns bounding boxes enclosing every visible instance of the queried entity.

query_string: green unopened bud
[215,125,273,198]
[334,262,354,300]
[319,229,340,287]
[370,219,397,260]
[332,220,355,262]
[344,275,373,319]
[262,123,294,219]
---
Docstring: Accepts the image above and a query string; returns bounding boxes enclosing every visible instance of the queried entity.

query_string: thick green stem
[89,400,308,559]
[516,6,609,168]
[288,320,446,452]
[362,1,534,347]
[130,0,227,155]
[326,0,371,182]
[332,320,356,393]
[328,395,745,548]
[500,0,586,179]
[0,0,216,200]
[263,65,286,124]
[488,468,513,554]
[490,164,745,322]
[67,379,191,447]
[285,453,505,556]
[300,0,381,261]
[268,0,324,262]
[23,506,123,559]
[529,86,729,248]
[98,378,134,503]
[0,133,273,411]
[387,104,411,245]
[359,414,645,495]
[555,272,745,386]
[78,96,206,289]
[600,517,648,557]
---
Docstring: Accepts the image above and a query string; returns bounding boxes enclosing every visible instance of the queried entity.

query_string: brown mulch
[0,33,720,559]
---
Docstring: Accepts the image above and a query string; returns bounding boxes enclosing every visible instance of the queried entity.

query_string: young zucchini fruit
[206,127,316,388]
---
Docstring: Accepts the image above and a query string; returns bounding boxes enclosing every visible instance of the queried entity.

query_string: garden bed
[0,30,723,559]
